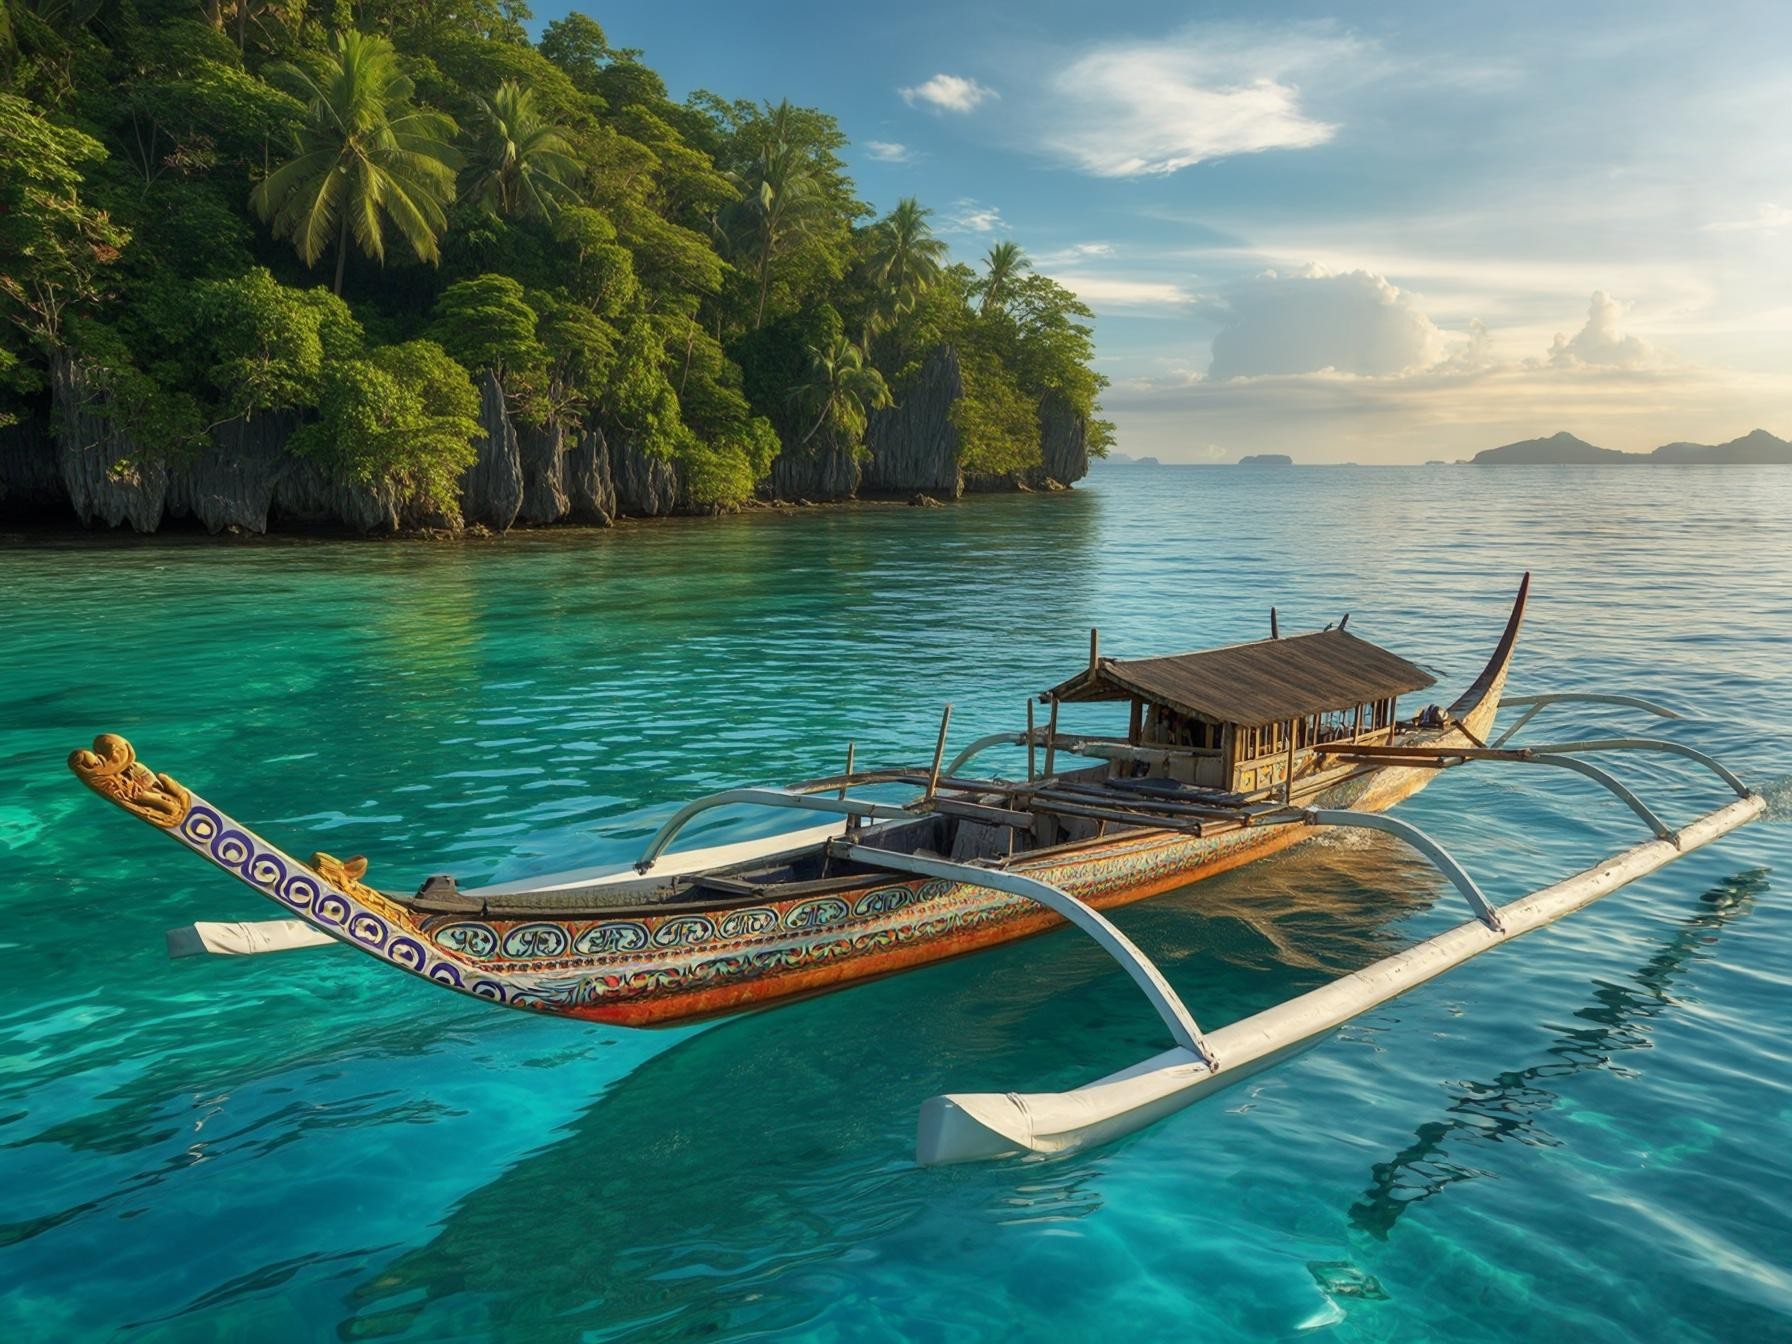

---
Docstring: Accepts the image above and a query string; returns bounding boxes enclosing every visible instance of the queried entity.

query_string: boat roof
[1045,627,1437,726]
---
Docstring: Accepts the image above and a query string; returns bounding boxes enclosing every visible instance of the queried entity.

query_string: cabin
[1042,627,1437,801]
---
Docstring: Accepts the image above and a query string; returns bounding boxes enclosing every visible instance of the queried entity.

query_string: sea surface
[2,464,1790,1342]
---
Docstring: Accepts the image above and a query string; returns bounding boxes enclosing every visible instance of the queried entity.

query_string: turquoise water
[3,466,1790,1341]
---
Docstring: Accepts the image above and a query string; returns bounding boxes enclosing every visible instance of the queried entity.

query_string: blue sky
[537,1,1792,461]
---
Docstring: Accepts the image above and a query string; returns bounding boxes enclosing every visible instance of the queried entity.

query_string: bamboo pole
[1043,698,1060,778]
[1026,699,1037,781]
[926,704,953,801]
[1283,716,1298,804]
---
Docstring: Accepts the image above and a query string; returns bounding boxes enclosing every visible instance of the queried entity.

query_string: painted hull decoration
[68,575,1767,1162]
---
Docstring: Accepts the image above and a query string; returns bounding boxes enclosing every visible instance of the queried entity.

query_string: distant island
[1472,429,1792,465]
[1095,453,1161,466]
[1238,454,1294,466]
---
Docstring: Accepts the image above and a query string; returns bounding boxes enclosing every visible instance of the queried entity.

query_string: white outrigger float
[68,574,1766,1165]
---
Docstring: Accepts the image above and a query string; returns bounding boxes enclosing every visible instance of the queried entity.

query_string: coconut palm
[464,81,580,220]
[250,30,460,295]
[861,197,946,350]
[727,102,827,328]
[790,333,891,447]
[977,240,1029,316]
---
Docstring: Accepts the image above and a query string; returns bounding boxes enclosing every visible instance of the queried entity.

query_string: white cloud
[1208,267,1447,379]
[940,198,1006,234]
[863,140,912,163]
[1437,318,1497,373]
[900,74,996,113]
[1042,28,1356,176]
[1035,242,1117,266]
[1054,273,1195,312]
[1546,291,1661,370]
[1703,202,1792,235]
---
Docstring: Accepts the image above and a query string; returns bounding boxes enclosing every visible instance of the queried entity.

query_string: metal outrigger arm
[914,790,1763,1165]
[633,789,913,873]
[910,695,1766,1166]
[1493,692,1681,747]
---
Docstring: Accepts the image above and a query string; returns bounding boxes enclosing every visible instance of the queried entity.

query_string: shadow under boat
[1347,866,1768,1241]
[329,843,1448,1339]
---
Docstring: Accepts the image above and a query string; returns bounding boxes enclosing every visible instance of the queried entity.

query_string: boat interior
[409,623,1460,920]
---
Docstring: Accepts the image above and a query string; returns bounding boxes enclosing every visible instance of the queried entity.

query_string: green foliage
[0,91,126,423]
[0,6,1108,511]
[291,338,480,514]
[790,332,890,452]
[251,29,460,293]
[952,343,1038,477]
[191,267,359,416]
[465,80,579,220]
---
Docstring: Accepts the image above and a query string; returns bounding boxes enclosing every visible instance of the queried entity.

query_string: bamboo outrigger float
[68,574,1766,1164]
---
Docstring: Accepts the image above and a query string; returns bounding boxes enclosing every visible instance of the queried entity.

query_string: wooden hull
[68,582,1524,1029]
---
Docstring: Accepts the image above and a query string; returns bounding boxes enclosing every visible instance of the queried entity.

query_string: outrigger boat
[69,574,1766,1164]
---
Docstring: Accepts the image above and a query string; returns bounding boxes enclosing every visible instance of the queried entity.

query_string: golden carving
[67,734,191,828]
[311,851,380,902]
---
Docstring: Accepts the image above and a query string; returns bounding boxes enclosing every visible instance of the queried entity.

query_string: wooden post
[1270,607,1280,639]
[1339,612,1350,630]
[1089,627,1100,675]
[1283,716,1298,803]
[1128,697,1144,746]
[842,741,858,833]
[926,704,953,801]
[1042,697,1061,779]
[1026,699,1037,781]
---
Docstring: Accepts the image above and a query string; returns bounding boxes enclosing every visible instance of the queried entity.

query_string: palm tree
[861,197,946,351]
[790,334,891,447]
[977,240,1029,316]
[728,102,826,328]
[250,30,460,295]
[465,81,580,220]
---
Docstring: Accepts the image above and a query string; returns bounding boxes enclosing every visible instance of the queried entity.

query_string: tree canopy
[0,4,1109,508]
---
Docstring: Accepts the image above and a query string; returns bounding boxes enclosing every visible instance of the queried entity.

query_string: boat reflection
[335,843,1440,1339]
[1347,867,1767,1240]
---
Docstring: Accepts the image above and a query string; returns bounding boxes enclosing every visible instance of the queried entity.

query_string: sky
[537,0,1792,463]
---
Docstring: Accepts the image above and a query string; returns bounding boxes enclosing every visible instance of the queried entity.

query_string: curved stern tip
[1447,572,1530,723]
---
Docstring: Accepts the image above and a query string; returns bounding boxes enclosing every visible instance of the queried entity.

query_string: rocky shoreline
[0,348,1091,537]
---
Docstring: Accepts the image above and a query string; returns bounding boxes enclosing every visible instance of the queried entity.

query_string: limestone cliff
[517,417,571,525]
[861,347,963,498]
[1032,388,1090,487]
[165,411,300,533]
[606,432,680,517]
[460,369,523,530]
[269,454,405,533]
[561,423,615,523]
[51,355,168,532]
[766,431,861,501]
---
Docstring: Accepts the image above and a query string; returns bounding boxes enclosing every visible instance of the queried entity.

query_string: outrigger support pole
[828,841,1218,1068]
[635,789,914,873]
[1494,692,1681,747]
[917,790,1766,1166]
[1304,809,1505,931]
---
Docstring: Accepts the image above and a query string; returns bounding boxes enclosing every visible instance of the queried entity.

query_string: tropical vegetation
[0,2,1111,518]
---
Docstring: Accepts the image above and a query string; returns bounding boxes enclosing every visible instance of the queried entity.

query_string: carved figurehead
[67,733,191,828]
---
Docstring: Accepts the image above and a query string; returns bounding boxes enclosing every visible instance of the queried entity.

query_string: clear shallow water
[2,465,1790,1342]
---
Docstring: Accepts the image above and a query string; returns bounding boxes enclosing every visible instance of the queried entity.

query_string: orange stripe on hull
[563,822,1315,1026]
